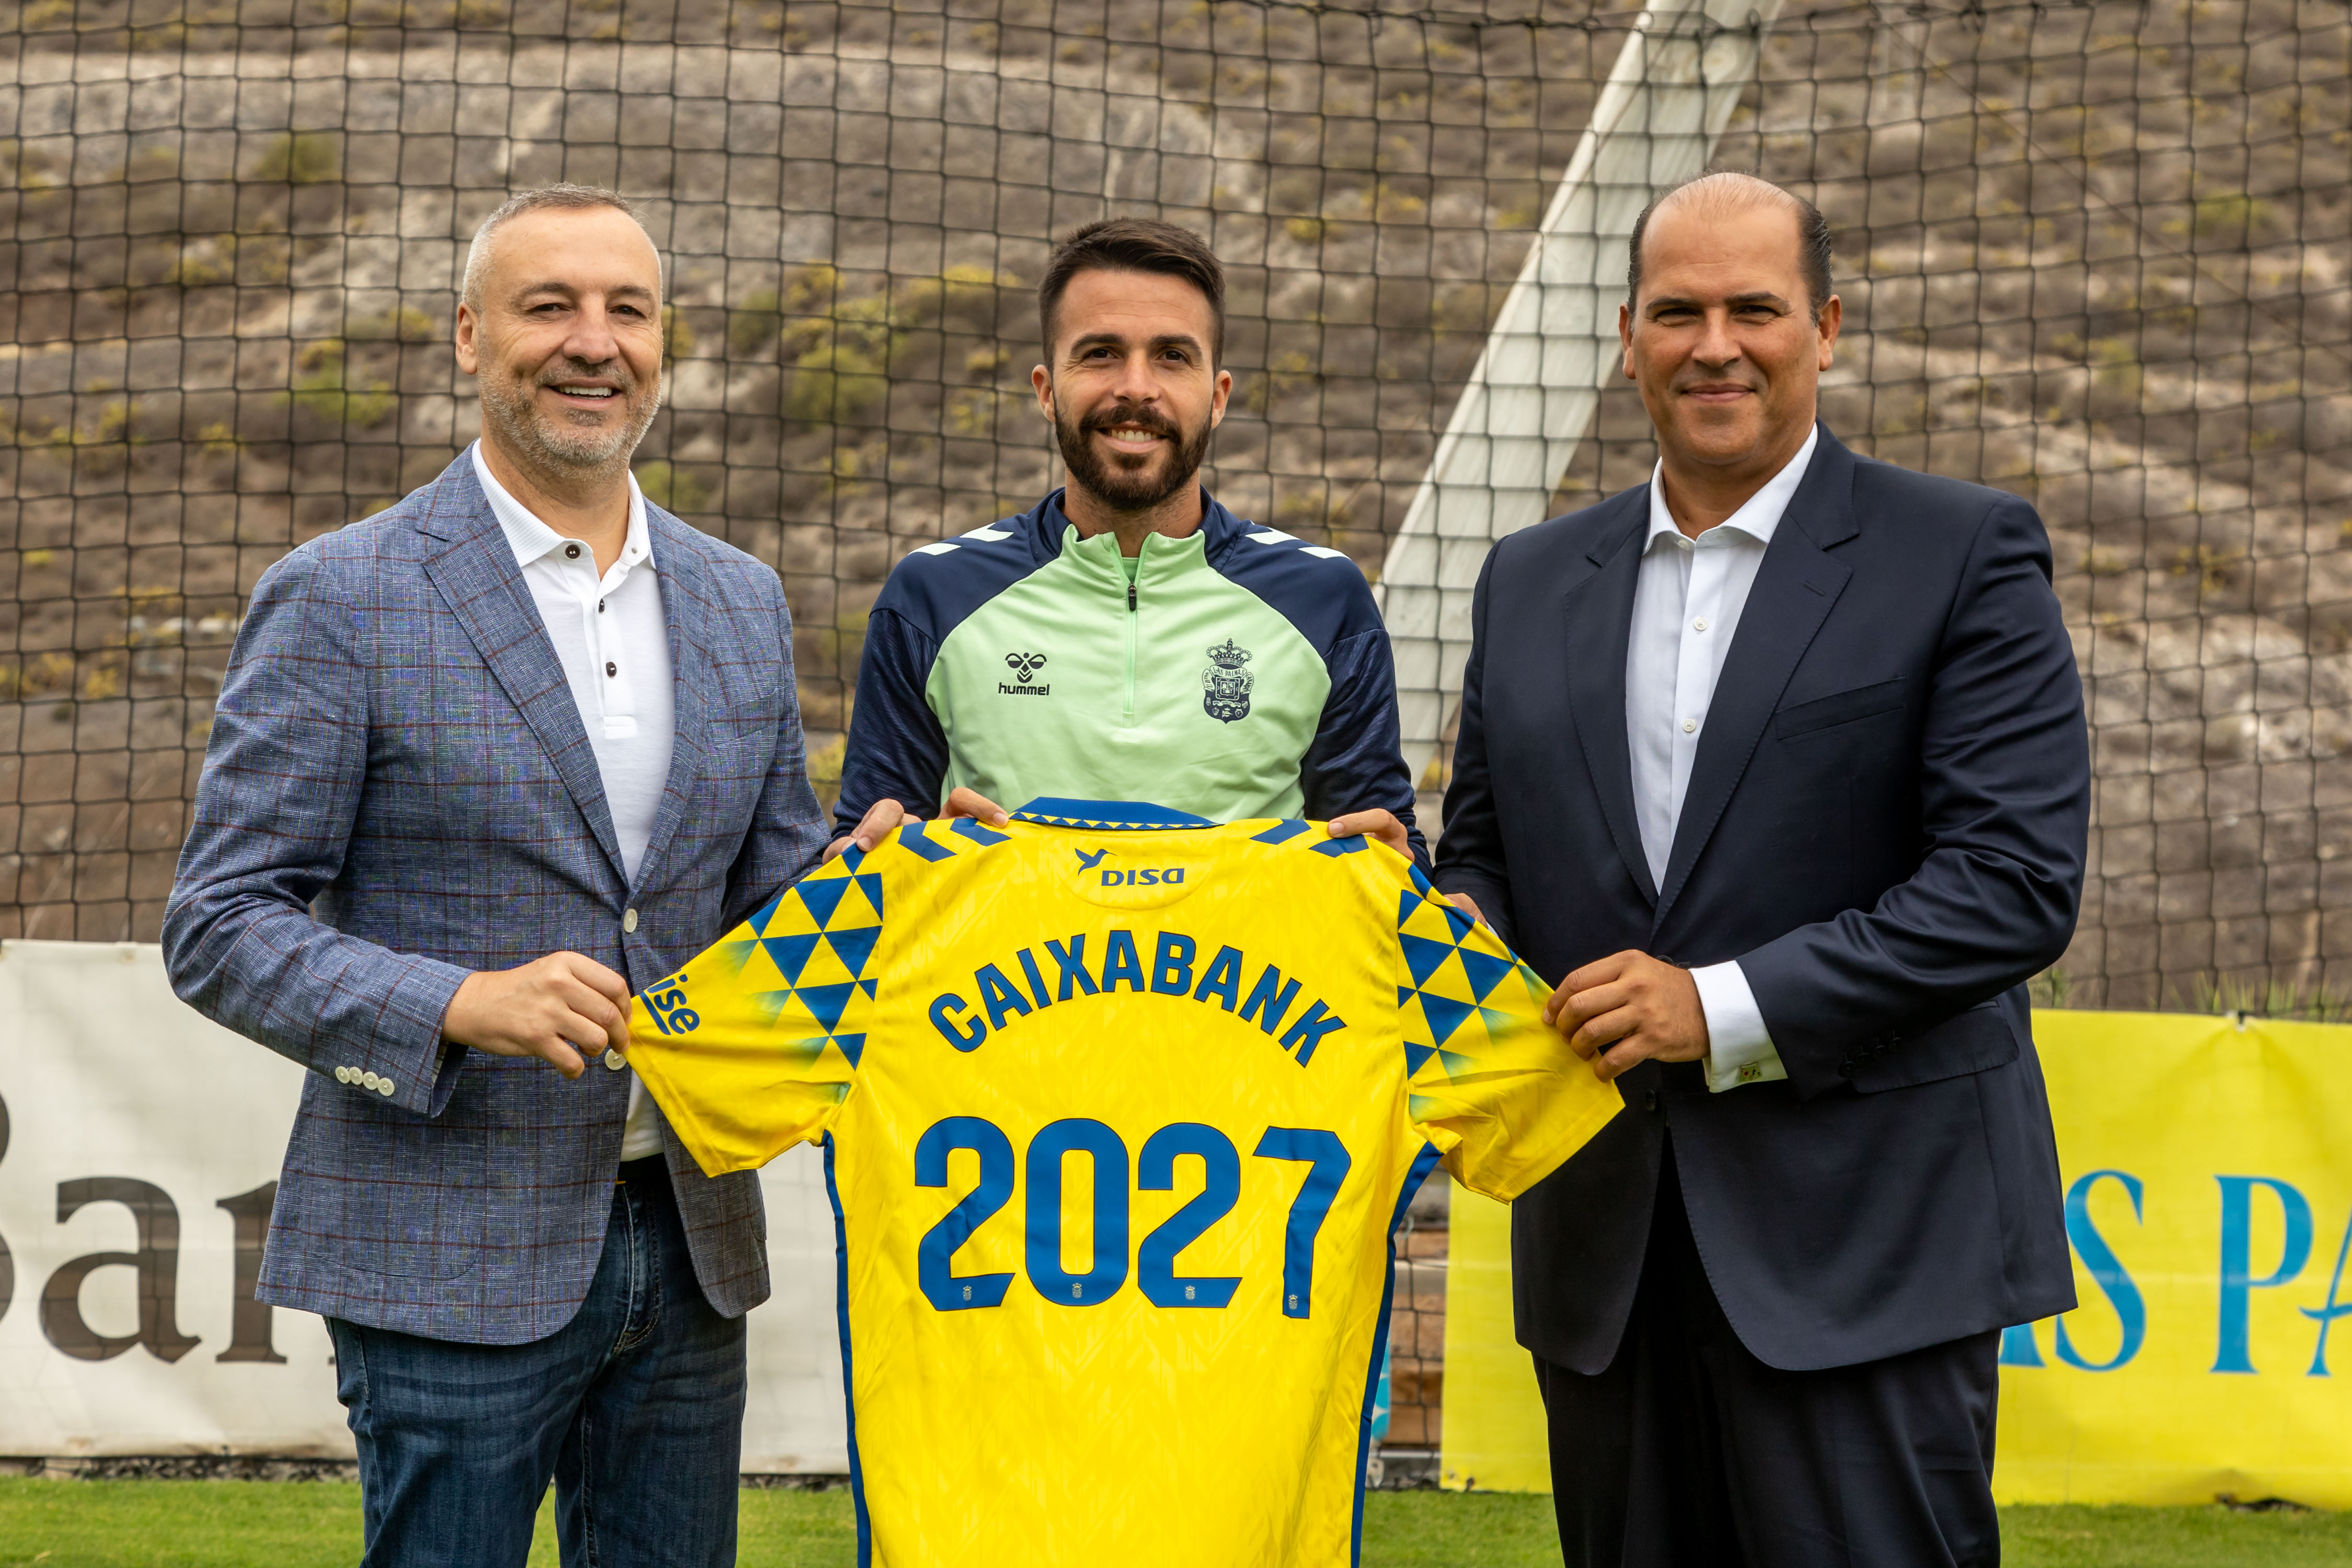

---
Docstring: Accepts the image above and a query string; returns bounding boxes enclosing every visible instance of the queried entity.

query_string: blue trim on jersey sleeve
[833,499,1066,835]
[1199,501,1427,865]
[1011,798,1215,829]
[1353,1142,1446,1566]
[822,1135,873,1568]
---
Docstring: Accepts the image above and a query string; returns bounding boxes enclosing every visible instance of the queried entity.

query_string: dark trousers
[326,1158,747,1568]
[1538,1144,2002,1568]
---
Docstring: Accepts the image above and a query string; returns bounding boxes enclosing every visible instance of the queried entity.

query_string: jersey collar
[1012,799,1215,830]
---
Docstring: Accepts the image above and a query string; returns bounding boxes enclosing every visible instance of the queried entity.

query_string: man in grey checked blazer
[164,187,825,1567]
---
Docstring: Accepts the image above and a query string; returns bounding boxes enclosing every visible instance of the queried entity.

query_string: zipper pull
[1127,582,1138,612]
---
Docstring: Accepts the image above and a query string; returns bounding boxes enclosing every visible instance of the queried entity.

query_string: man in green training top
[829,218,1420,861]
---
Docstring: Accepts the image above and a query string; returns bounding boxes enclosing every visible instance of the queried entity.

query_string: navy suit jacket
[1435,425,2089,1373]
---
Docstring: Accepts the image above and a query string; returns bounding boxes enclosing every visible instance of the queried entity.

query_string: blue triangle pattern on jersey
[795,982,861,1034]
[759,932,824,986]
[824,924,882,979]
[1398,932,1458,987]
[798,878,852,929]
[851,872,884,917]
[832,1033,866,1069]
[1415,991,1477,1048]
[1455,947,1517,1003]
[1401,1040,1438,1076]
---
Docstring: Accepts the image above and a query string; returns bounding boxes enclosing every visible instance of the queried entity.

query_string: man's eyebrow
[1645,290,1791,313]
[1065,330,1204,354]
[510,281,660,302]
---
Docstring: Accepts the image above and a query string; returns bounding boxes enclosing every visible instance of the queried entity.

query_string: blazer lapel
[1653,426,1859,928]
[414,457,628,886]
[1561,494,1657,908]
[628,508,711,895]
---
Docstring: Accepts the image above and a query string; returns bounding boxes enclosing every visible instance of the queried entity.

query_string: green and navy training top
[835,489,1424,863]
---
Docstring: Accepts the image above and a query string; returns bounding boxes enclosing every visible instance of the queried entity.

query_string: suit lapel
[629,507,711,896]
[1561,493,1657,908]
[415,456,628,886]
[1653,426,1859,928]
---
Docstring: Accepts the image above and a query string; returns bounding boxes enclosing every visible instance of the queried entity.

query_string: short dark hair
[1625,171,1834,322]
[1037,218,1226,365]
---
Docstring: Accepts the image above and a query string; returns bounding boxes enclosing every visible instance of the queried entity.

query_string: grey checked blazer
[163,451,829,1344]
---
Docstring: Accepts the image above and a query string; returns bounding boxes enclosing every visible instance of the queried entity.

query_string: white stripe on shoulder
[911,541,960,556]
[1247,526,1348,561]
[960,524,1016,541]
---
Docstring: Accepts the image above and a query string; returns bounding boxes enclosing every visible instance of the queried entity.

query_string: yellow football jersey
[626,800,1621,1568]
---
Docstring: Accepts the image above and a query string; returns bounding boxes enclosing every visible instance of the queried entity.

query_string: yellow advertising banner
[1440,1010,2352,1505]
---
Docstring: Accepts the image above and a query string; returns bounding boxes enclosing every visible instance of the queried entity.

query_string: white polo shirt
[475,442,673,1161]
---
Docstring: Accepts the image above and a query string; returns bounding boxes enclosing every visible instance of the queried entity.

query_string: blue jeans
[326,1158,747,1568]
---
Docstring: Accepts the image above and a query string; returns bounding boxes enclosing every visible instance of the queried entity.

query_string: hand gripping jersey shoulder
[628,802,1620,1568]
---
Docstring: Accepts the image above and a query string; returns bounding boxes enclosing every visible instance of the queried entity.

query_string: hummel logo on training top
[1000,650,1051,697]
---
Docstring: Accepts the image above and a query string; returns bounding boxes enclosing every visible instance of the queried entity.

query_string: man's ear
[454,302,480,377]
[1619,302,1637,381]
[1032,363,1054,423]
[1815,294,1842,371]
[1208,366,1232,429]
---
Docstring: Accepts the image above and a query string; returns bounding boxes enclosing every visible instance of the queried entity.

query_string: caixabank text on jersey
[927,928,1347,1066]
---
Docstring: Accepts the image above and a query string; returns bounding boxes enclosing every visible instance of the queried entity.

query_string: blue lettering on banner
[2055,1170,2147,1372]
[2300,1206,2352,1377]
[1097,868,1186,886]
[2214,1175,2314,1374]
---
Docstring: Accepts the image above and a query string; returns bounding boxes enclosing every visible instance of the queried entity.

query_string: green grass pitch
[2,1480,2349,1566]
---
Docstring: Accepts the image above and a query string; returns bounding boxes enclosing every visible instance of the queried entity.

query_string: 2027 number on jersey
[913,1117,1351,1319]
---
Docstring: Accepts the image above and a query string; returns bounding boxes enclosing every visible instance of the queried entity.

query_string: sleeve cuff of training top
[1694,961,1789,1093]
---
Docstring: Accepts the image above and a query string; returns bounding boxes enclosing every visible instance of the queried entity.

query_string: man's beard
[477,356,663,475]
[1053,395,1212,514]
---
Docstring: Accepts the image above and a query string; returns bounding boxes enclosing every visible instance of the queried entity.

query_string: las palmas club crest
[1203,638,1254,722]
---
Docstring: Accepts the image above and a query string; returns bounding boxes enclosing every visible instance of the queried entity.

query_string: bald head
[1627,172,1833,322]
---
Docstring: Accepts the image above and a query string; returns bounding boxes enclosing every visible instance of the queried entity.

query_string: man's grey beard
[1053,395,1212,514]
[477,360,663,475]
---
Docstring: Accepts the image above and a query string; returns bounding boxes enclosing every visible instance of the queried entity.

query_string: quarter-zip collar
[1022,486,1255,570]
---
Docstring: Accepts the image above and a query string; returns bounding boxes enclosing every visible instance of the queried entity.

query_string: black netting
[2,2,2347,1451]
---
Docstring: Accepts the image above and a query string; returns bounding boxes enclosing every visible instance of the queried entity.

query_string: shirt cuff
[1692,961,1789,1093]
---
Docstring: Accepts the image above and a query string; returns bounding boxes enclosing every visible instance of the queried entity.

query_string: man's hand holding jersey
[826,786,1012,861]
[1543,950,1711,1083]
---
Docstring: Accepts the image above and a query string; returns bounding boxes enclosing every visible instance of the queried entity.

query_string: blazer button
[1644,1090,1659,1114]
[335,1066,353,1083]
[623,907,638,933]
[376,1077,396,1096]
[604,1049,627,1071]
[360,1071,381,1091]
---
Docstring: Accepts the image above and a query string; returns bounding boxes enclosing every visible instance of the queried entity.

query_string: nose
[1692,307,1741,370]
[1110,346,1159,405]
[562,300,623,370]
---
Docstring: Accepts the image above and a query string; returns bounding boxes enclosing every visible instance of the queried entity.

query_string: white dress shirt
[1624,426,1817,1093]
[474,443,675,1159]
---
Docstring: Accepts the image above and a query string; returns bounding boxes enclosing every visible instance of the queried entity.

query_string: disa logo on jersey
[1074,846,1189,889]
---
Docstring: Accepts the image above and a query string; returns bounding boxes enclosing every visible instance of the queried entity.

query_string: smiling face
[455,204,666,479]
[1620,195,1840,489]
[1033,267,1232,517]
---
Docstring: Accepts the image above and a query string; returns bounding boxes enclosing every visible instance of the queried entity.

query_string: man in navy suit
[1435,171,2089,1565]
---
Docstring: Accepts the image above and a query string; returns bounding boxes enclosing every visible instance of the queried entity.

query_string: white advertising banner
[0,940,849,1472]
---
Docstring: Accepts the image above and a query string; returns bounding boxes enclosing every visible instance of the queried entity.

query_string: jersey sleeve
[625,845,886,1175]
[1391,870,1623,1201]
